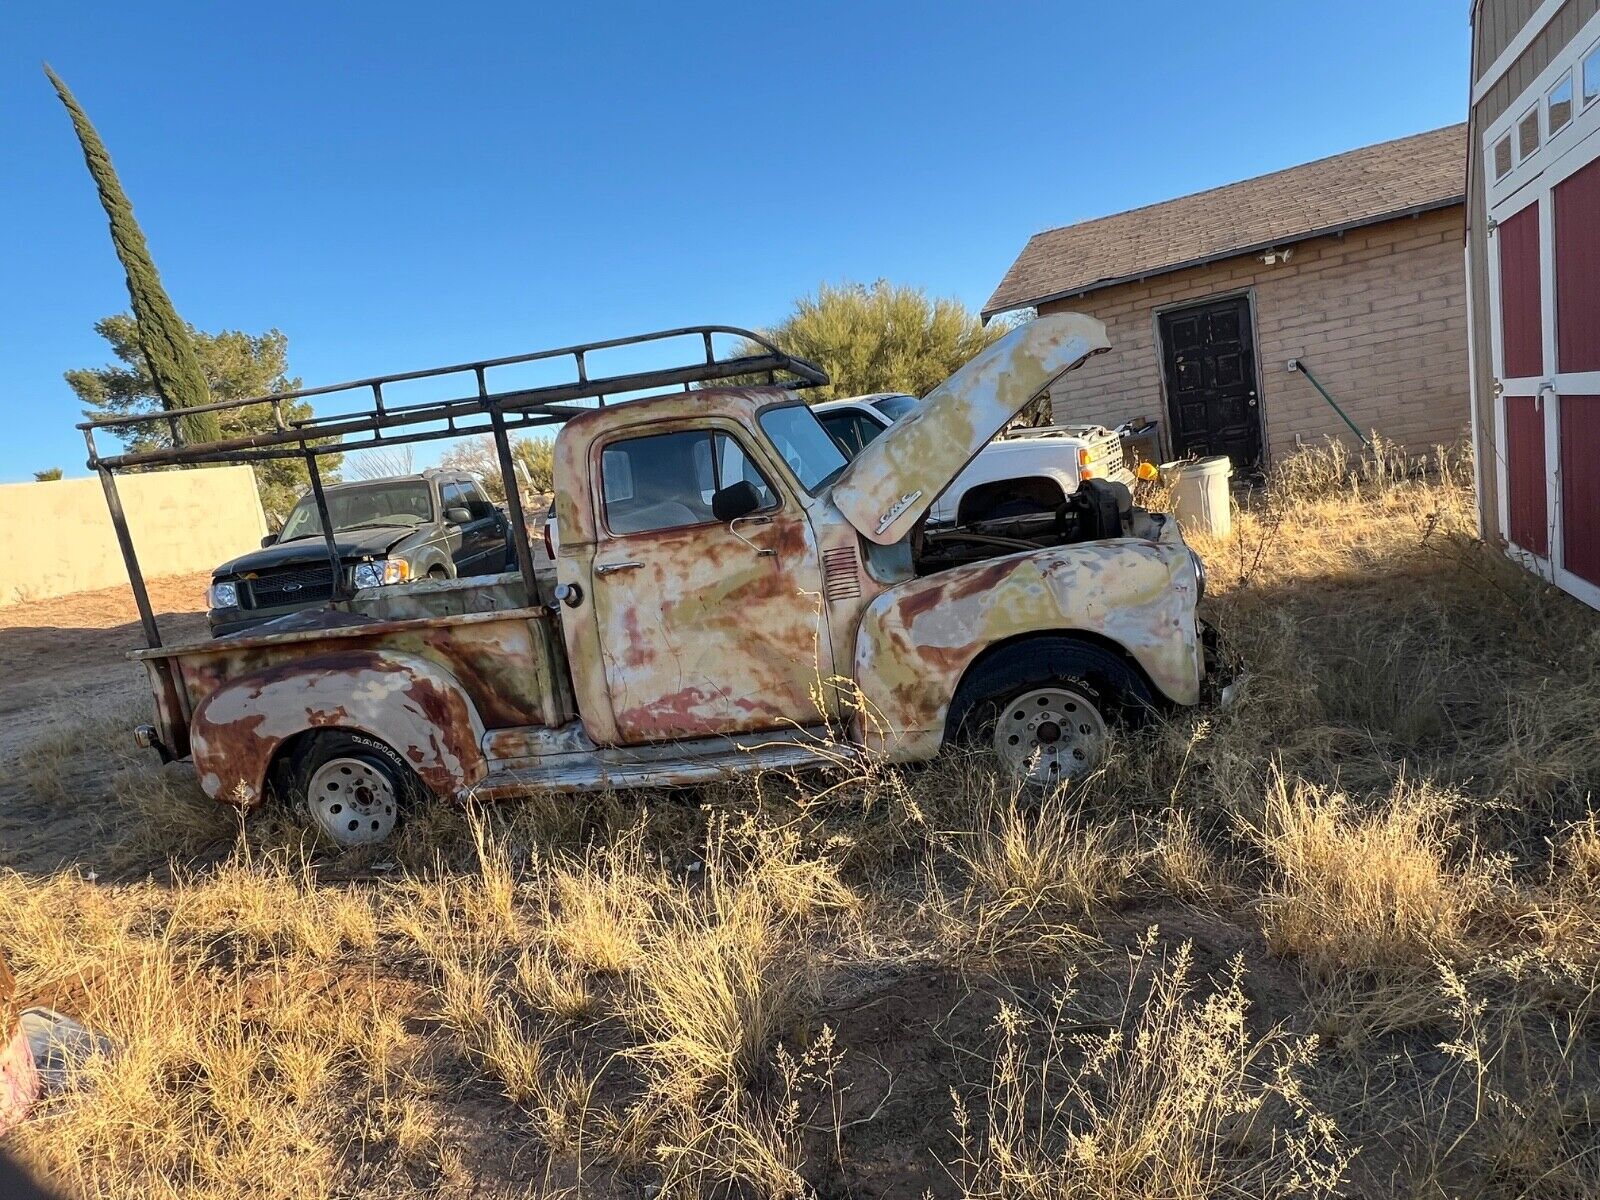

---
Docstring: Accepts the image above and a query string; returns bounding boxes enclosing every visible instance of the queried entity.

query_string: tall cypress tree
[45,66,220,446]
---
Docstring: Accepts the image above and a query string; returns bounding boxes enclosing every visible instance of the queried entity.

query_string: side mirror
[466,498,494,520]
[444,505,472,524]
[711,480,763,523]
[260,533,278,548]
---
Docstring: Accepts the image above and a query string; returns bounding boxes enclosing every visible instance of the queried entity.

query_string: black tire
[947,637,1156,786]
[427,565,450,581]
[287,731,425,847]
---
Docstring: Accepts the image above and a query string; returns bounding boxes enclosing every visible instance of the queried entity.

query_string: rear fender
[189,649,487,807]
[853,539,1202,759]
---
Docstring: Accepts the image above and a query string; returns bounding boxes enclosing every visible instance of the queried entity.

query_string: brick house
[1467,0,1600,610]
[983,126,1469,472]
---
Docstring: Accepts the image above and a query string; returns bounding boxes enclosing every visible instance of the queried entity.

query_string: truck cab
[544,316,1204,763]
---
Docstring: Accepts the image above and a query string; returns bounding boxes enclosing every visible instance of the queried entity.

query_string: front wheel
[287,732,423,847]
[985,684,1110,789]
[948,638,1154,790]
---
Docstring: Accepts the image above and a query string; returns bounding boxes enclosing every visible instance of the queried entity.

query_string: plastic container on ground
[1159,455,1233,537]
[0,952,40,1135]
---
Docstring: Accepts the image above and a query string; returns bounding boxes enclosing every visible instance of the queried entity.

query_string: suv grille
[246,564,337,609]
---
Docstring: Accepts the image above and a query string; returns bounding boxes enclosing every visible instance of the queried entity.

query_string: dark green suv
[206,469,511,637]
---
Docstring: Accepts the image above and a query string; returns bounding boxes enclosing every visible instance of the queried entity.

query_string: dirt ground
[0,575,209,875]
[0,573,208,759]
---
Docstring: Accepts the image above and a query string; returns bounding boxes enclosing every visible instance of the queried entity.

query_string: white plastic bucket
[1159,455,1233,537]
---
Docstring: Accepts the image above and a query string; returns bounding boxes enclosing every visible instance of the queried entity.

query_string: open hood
[828,313,1110,545]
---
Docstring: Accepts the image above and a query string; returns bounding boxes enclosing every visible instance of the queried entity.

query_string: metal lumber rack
[80,325,828,647]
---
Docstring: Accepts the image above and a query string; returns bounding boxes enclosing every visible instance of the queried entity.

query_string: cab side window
[601,429,777,535]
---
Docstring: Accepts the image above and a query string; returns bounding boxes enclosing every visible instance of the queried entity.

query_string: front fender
[853,538,1202,759]
[189,649,487,807]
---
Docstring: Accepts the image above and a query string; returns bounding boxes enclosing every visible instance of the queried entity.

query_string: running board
[469,725,852,798]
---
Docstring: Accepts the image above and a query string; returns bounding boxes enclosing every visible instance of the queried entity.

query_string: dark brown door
[1159,295,1262,469]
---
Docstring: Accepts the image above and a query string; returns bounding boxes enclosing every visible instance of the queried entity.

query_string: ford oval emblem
[282,582,303,592]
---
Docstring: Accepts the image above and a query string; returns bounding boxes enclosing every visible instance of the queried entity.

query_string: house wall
[1467,0,1600,544]
[1036,205,1469,465]
[0,465,267,606]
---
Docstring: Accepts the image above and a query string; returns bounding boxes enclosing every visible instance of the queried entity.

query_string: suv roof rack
[79,324,828,648]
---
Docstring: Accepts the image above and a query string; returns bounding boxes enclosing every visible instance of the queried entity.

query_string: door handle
[729,515,777,557]
[595,561,643,575]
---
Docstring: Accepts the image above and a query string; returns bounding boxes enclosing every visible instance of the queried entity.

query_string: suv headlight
[353,558,411,589]
[209,580,239,609]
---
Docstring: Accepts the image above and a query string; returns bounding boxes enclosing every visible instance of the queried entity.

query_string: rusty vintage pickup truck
[95,315,1220,846]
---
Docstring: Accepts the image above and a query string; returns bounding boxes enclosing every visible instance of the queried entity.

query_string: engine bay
[912,479,1161,573]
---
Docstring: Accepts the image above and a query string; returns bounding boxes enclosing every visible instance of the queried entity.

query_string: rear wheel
[949,638,1154,790]
[288,732,422,847]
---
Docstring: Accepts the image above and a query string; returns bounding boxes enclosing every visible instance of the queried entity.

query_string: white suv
[813,393,1133,526]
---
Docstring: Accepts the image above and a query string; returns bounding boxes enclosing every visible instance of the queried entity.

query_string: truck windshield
[871,394,919,422]
[279,481,434,541]
[758,404,849,493]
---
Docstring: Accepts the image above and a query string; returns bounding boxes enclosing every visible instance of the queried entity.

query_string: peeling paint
[854,517,1203,759]
[188,649,487,806]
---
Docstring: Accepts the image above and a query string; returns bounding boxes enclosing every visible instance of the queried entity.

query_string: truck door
[587,423,829,743]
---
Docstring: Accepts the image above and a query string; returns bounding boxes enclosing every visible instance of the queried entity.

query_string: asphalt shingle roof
[983,124,1467,317]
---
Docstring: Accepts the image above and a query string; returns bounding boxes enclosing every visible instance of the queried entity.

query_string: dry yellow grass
[3,440,1600,1197]
[1251,772,1507,976]
[953,936,1350,1200]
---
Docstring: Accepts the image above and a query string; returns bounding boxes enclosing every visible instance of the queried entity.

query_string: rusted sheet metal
[471,724,844,797]
[812,520,898,691]
[593,507,828,742]
[0,952,40,1136]
[555,394,840,744]
[143,656,192,760]
[188,650,487,806]
[140,607,567,735]
[830,314,1110,545]
[853,522,1202,759]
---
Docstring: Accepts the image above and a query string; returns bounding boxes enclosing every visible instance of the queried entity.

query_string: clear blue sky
[1,1,1468,482]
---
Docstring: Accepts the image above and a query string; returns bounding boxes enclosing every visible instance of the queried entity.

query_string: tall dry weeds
[3,441,1600,1198]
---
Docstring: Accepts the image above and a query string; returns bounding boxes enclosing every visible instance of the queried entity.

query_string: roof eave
[981,194,1466,320]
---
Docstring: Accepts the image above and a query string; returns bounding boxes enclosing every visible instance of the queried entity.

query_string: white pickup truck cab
[813,393,1133,526]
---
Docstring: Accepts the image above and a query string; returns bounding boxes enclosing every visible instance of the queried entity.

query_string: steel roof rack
[79,324,828,647]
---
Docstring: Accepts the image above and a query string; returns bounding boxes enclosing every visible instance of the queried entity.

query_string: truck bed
[134,570,571,761]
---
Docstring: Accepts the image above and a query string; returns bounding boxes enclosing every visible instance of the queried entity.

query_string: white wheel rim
[991,687,1108,788]
[307,757,398,845]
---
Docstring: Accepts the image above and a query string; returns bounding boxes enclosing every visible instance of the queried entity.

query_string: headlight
[353,559,410,589]
[1189,549,1207,602]
[209,580,239,609]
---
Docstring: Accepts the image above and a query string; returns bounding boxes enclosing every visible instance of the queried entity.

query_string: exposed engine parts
[914,479,1150,573]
